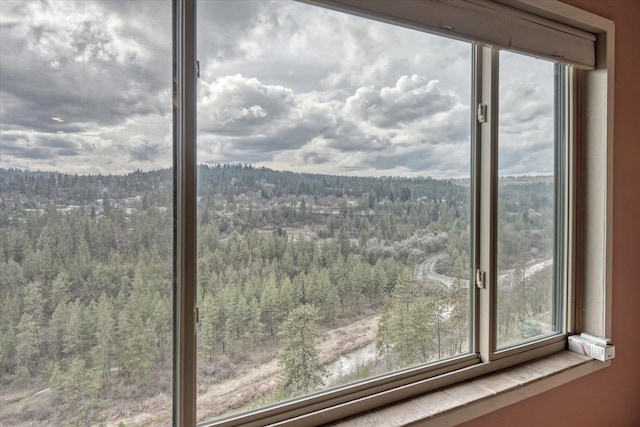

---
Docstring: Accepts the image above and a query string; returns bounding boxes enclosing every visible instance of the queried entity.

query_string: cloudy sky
[0,0,555,178]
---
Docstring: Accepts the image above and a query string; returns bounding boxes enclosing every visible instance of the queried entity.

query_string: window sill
[327,351,610,426]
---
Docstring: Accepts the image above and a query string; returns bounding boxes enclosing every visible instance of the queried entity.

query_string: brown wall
[461,1,640,426]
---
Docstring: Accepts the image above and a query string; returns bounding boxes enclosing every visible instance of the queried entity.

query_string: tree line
[0,166,553,425]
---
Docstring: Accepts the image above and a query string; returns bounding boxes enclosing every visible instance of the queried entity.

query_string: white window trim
[173,0,614,425]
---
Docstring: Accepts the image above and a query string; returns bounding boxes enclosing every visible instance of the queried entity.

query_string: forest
[0,165,555,426]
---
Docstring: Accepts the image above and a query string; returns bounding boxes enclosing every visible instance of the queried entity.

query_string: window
[496,52,564,349]
[0,1,173,426]
[195,2,474,422]
[1,1,613,426]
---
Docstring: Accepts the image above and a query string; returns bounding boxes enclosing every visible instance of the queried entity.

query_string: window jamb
[580,31,614,339]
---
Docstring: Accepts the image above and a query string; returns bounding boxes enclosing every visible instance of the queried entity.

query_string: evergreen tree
[277,305,327,397]
[199,293,219,360]
[117,308,155,385]
[377,299,393,370]
[50,358,105,426]
[377,269,426,367]
[15,312,39,376]
[63,299,93,360]
[48,301,70,361]
[151,294,172,363]
[49,272,71,314]
[23,280,45,328]
[0,294,20,373]
[260,275,281,339]
[92,294,115,387]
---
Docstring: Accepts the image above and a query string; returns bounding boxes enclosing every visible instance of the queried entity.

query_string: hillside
[0,165,552,425]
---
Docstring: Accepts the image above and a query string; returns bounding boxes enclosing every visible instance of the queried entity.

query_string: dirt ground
[196,313,381,422]
[99,313,381,426]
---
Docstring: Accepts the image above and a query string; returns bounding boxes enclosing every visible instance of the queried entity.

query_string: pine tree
[23,280,45,328]
[199,293,218,360]
[117,307,155,385]
[48,301,69,361]
[151,294,172,363]
[15,312,39,376]
[62,299,87,358]
[50,358,105,426]
[376,269,427,368]
[277,304,327,397]
[260,275,281,339]
[223,318,236,356]
[0,294,20,373]
[49,272,71,314]
[245,297,263,352]
[92,294,115,387]
[376,299,393,370]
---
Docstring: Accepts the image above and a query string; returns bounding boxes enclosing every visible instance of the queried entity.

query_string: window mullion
[175,0,198,425]
[476,45,499,362]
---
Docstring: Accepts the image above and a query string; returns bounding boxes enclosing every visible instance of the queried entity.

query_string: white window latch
[477,103,487,123]
[475,269,486,289]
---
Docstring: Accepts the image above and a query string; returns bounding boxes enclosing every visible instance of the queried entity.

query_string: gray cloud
[196,71,471,178]
[193,1,475,177]
[0,0,172,173]
[1,0,552,178]
[128,140,163,163]
[0,1,170,127]
[345,76,458,128]
[197,0,265,63]
[199,74,296,135]
[0,133,81,160]
[498,51,555,175]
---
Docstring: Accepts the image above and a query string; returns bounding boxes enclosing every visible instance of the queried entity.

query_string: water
[324,342,379,386]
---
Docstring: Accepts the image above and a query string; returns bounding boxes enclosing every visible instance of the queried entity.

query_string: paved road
[416,253,463,289]
[498,257,554,288]
[417,253,553,290]
[523,258,553,278]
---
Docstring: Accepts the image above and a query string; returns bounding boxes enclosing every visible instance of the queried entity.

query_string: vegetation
[277,305,327,397]
[0,165,554,425]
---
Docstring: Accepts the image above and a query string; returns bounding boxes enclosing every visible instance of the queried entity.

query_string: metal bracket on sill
[568,333,615,361]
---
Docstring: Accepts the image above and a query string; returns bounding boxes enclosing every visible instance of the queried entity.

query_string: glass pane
[196,1,472,422]
[497,51,562,348]
[0,1,173,425]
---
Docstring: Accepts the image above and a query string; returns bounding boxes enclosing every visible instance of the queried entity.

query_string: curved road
[416,253,453,287]
[416,252,464,289]
[417,253,552,290]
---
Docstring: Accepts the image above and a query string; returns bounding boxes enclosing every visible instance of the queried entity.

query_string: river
[324,342,379,386]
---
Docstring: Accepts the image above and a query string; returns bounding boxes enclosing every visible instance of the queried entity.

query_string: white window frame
[173,0,614,425]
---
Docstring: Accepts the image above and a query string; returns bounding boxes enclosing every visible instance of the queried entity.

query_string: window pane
[0,1,173,425]
[497,51,561,348]
[196,1,472,422]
